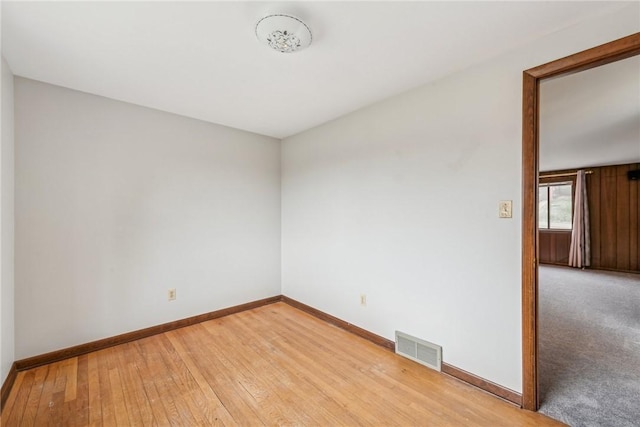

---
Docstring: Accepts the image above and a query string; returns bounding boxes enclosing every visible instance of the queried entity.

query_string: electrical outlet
[499,200,512,218]
[360,294,367,306]
[168,289,176,301]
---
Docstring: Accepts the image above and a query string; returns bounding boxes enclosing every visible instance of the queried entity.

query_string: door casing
[521,32,640,411]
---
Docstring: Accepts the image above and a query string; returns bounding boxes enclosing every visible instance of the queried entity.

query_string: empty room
[1,2,638,426]
[536,54,640,427]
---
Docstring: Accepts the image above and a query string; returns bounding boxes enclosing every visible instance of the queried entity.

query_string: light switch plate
[499,200,512,218]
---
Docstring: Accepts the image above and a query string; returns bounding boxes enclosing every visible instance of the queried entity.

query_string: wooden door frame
[521,32,640,411]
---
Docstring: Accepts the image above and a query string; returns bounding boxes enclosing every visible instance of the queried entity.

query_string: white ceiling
[1,1,631,139]
[540,55,640,172]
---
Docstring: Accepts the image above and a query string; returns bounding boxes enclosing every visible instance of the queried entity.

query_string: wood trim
[539,170,592,179]
[0,362,18,413]
[540,263,640,276]
[281,296,522,406]
[526,33,640,79]
[583,266,640,275]
[280,296,395,351]
[522,69,539,412]
[521,32,640,412]
[539,261,569,268]
[14,295,282,372]
[441,363,522,406]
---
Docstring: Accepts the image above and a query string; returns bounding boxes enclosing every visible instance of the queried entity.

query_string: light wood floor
[1,302,563,426]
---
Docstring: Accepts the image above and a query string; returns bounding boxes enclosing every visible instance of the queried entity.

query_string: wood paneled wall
[539,231,571,265]
[590,163,639,272]
[539,162,640,273]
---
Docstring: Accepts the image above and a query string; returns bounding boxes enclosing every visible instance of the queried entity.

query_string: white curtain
[568,170,591,268]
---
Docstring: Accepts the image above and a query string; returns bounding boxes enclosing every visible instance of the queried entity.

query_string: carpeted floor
[538,265,640,427]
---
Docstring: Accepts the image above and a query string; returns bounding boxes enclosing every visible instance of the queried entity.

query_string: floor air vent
[395,331,442,371]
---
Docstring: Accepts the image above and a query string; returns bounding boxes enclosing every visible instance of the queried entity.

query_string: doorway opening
[521,32,640,411]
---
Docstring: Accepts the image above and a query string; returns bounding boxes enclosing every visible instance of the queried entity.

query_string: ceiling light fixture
[255,14,312,53]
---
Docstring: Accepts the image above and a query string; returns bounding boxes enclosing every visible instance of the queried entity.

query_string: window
[539,182,572,230]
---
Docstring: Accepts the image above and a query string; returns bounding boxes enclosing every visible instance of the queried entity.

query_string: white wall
[281,4,639,392]
[1,56,15,383]
[15,78,281,359]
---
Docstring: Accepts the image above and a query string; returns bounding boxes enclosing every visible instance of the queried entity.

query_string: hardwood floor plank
[129,340,172,426]
[113,343,153,426]
[107,344,145,426]
[164,331,235,426]
[32,361,59,424]
[1,371,30,426]
[0,372,23,425]
[175,323,267,425]
[20,365,50,426]
[50,360,76,425]
[3,302,563,426]
[134,338,184,425]
[221,311,381,425]
[73,354,90,426]
[222,312,388,424]
[153,334,207,425]
[96,348,117,426]
[64,357,78,403]
[108,368,131,426]
[86,352,103,425]
[202,316,317,426]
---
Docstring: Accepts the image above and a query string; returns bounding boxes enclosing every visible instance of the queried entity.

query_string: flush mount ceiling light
[255,14,312,53]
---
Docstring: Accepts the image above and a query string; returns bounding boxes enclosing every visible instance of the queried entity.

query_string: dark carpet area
[538,265,640,427]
